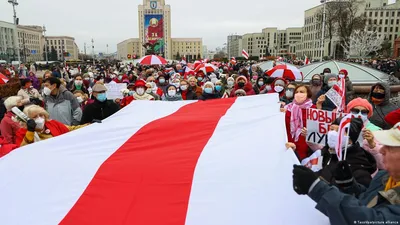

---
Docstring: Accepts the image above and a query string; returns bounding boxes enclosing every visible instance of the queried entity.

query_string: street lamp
[91,38,95,65]
[320,0,327,62]
[8,0,21,65]
[43,25,48,64]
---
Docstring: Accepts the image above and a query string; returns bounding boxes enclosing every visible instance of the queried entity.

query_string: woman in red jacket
[229,76,256,97]
[284,85,315,160]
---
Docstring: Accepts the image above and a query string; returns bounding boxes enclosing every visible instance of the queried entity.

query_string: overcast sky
[0,0,396,53]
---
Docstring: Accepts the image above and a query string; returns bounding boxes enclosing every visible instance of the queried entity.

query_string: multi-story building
[17,25,44,63]
[0,21,17,62]
[117,0,203,60]
[228,27,302,59]
[45,36,79,61]
[298,0,399,60]
[365,0,400,48]
[117,38,141,60]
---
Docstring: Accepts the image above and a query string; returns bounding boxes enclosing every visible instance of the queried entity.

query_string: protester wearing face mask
[222,77,235,98]
[309,74,323,103]
[156,75,168,95]
[188,76,203,98]
[214,80,224,98]
[17,78,43,106]
[68,75,89,95]
[315,73,338,111]
[73,90,94,111]
[259,77,275,94]
[0,96,23,145]
[179,80,197,100]
[199,82,220,101]
[253,77,266,95]
[163,84,183,101]
[250,72,258,84]
[284,85,316,160]
[81,83,120,124]
[230,76,255,97]
[281,83,297,105]
[292,121,400,225]
[268,78,287,97]
[147,76,163,97]
[145,83,160,100]
[20,105,87,146]
[368,82,397,130]
[317,117,378,188]
[43,77,82,126]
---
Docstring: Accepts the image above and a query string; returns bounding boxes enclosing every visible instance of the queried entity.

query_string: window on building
[386,19,388,24]
[396,27,399,33]
[385,27,388,32]
[374,19,377,24]
[389,34,392,40]
[390,27,393,32]
[392,11,395,17]
[391,19,394,24]
[369,12,372,17]
[379,27,382,32]
[375,12,378,17]
[381,12,383,17]
[387,12,390,17]
[380,19,382,24]
[397,19,400,24]
[398,11,400,17]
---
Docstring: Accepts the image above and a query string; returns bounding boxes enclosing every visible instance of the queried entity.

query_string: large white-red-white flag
[0,94,328,225]
[242,49,249,59]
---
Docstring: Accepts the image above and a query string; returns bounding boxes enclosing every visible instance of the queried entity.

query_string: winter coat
[308,171,400,225]
[315,86,336,111]
[318,142,377,188]
[81,99,120,124]
[0,99,6,121]
[189,85,203,98]
[198,92,220,101]
[368,82,398,130]
[0,112,21,144]
[180,90,197,100]
[28,74,40,90]
[345,77,355,103]
[17,88,43,105]
[44,85,82,126]
[229,82,256,97]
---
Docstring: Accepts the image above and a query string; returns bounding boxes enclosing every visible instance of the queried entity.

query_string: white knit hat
[203,81,215,90]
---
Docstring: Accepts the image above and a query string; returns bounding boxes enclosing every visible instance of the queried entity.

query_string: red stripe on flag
[60,98,237,225]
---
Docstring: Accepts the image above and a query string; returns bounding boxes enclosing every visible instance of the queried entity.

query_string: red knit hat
[236,75,248,83]
[346,98,373,118]
[134,80,146,89]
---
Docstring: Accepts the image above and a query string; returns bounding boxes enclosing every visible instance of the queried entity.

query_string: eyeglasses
[350,109,369,115]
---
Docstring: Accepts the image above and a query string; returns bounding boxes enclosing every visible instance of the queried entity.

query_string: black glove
[292,165,319,195]
[91,119,102,124]
[333,161,354,187]
[27,119,36,132]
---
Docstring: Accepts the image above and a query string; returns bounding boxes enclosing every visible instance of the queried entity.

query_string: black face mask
[372,92,385,99]
[312,80,321,86]
[238,82,245,88]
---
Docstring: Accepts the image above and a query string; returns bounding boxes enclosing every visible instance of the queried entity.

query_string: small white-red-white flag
[242,49,249,59]
[305,56,310,65]
[301,150,323,172]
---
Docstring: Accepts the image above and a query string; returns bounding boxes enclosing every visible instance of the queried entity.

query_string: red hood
[234,82,253,92]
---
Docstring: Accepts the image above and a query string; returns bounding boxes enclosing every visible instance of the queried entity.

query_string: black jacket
[81,99,120,124]
[198,93,220,101]
[318,142,377,188]
[0,98,6,122]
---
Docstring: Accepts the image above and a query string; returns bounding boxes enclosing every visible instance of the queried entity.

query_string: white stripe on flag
[0,100,194,225]
[185,94,328,225]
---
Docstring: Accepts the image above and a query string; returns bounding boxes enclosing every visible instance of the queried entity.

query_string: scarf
[384,176,400,192]
[164,93,182,101]
[45,120,70,137]
[286,99,313,142]
[132,93,153,100]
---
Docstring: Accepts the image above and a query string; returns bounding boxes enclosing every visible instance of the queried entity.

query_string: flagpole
[343,134,350,161]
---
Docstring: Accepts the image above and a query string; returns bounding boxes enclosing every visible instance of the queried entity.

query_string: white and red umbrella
[184,67,195,77]
[137,55,168,65]
[194,63,218,74]
[193,60,203,69]
[266,65,303,81]
[0,73,9,84]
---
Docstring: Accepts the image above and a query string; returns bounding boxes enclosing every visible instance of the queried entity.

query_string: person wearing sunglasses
[346,98,385,170]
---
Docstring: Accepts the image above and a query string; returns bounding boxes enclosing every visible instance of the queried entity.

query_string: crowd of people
[0,59,400,224]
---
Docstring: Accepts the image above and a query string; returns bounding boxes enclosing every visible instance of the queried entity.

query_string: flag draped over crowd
[0,94,328,225]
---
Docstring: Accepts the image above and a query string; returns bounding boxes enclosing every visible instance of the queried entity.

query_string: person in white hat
[291,122,400,225]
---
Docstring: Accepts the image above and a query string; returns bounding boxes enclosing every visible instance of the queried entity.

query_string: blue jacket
[309,171,400,225]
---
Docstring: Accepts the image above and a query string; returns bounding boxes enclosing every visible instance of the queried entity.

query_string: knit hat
[346,98,373,118]
[203,81,215,90]
[274,78,286,87]
[134,80,147,89]
[323,73,338,84]
[235,89,246,96]
[236,75,248,84]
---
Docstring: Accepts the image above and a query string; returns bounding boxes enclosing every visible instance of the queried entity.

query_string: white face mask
[77,97,84,103]
[211,78,218,84]
[136,88,145,96]
[146,89,152,94]
[75,80,83,86]
[43,87,52,96]
[35,116,45,130]
[274,86,284,93]
[168,90,176,97]
[265,85,272,91]
[227,81,234,86]
[180,85,188,91]
[327,130,348,149]
[286,90,294,98]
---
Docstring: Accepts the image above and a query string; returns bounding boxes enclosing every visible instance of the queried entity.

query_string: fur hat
[346,98,373,118]
[235,89,246,96]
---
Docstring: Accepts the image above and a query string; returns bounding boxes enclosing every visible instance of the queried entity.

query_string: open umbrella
[194,63,218,74]
[0,73,9,84]
[137,55,167,65]
[184,67,195,77]
[193,60,203,69]
[266,65,303,81]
